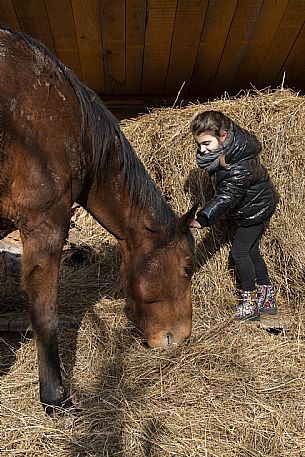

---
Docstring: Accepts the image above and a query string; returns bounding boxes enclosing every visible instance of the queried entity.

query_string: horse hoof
[43,397,76,417]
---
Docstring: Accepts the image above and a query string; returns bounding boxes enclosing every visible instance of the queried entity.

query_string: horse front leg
[21,231,69,414]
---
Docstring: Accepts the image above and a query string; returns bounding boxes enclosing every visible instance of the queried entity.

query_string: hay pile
[1,88,305,456]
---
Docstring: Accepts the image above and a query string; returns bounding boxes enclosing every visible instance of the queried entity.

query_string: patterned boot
[257,284,277,315]
[234,290,259,321]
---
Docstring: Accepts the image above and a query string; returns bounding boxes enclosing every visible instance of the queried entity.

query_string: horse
[0,26,197,414]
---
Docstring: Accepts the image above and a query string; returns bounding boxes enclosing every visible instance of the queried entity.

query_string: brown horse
[0,26,197,413]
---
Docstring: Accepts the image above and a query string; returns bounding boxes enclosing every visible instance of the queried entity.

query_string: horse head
[121,204,198,348]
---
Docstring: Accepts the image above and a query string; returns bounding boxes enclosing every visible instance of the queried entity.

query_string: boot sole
[245,316,260,322]
[235,314,260,322]
[260,308,278,316]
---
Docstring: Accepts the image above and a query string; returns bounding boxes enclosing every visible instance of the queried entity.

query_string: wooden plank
[9,315,30,332]
[258,314,291,332]
[0,318,10,332]
[212,0,263,97]
[124,0,146,95]
[44,0,82,78]
[165,0,208,97]
[0,313,79,332]
[71,0,105,93]
[101,0,125,95]
[0,0,20,30]
[12,0,55,53]
[292,41,305,91]
[232,0,288,93]
[141,0,177,96]
[277,20,305,88]
[189,0,237,97]
[254,0,305,90]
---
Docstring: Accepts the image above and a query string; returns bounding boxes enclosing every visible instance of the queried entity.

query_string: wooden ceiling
[1,0,305,101]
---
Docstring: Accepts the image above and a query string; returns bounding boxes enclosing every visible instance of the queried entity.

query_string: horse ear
[177,202,199,233]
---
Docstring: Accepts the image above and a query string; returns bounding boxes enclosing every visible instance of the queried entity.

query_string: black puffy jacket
[197,123,279,227]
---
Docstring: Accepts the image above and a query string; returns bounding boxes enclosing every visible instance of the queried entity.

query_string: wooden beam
[71,0,105,93]
[232,0,288,93]
[125,0,146,95]
[12,0,55,52]
[190,0,237,97]
[277,19,305,89]
[101,0,125,94]
[212,0,263,97]
[254,0,305,89]
[166,0,208,97]
[44,0,82,78]
[0,0,20,30]
[141,0,177,95]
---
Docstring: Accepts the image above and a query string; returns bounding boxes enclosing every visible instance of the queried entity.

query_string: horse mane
[1,26,177,231]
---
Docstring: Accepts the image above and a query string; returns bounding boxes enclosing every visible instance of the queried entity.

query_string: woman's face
[194,131,227,154]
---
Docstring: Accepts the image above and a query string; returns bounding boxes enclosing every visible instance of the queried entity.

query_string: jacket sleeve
[197,163,253,226]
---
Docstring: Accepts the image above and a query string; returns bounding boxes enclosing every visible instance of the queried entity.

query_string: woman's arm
[196,164,253,226]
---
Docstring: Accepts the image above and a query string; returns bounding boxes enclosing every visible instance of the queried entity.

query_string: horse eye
[184,267,193,279]
[145,226,159,234]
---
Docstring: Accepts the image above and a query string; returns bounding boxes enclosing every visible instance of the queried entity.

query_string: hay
[1,88,305,456]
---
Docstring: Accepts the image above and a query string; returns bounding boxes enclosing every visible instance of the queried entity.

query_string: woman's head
[191,110,231,137]
[191,110,231,154]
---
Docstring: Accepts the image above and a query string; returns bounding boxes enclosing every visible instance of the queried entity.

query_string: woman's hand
[189,219,202,229]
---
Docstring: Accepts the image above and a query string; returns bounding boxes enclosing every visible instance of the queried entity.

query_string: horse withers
[0,26,197,413]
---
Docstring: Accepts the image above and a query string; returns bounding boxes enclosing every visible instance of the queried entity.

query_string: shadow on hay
[65,316,126,455]
[0,241,126,378]
[65,311,165,457]
[0,250,28,377]
[0,331,25,377]
[1,241,159,455]
[59,244,165,456]
[62,306,141,455]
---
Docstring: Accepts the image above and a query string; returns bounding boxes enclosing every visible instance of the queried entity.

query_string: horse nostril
[165,332,173,346]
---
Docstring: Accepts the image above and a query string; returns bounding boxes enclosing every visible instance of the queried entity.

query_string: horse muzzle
[145,323,192,348]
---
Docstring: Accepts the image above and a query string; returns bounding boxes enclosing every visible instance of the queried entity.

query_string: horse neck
[78,136,177,267]
[81,165,169,252]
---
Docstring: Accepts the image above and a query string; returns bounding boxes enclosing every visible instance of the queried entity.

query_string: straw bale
[1,88,305,456]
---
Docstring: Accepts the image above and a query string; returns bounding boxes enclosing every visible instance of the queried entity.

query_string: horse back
[0,28,87,228]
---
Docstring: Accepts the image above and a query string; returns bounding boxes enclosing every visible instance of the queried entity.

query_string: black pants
[231,220,271,291]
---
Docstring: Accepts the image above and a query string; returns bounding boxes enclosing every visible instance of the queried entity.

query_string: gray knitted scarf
[196,123,234,173]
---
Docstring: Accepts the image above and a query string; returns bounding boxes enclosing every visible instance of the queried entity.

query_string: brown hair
[190,110,231,139]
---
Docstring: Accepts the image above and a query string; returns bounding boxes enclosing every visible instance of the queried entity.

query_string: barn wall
[0,0,305,100]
